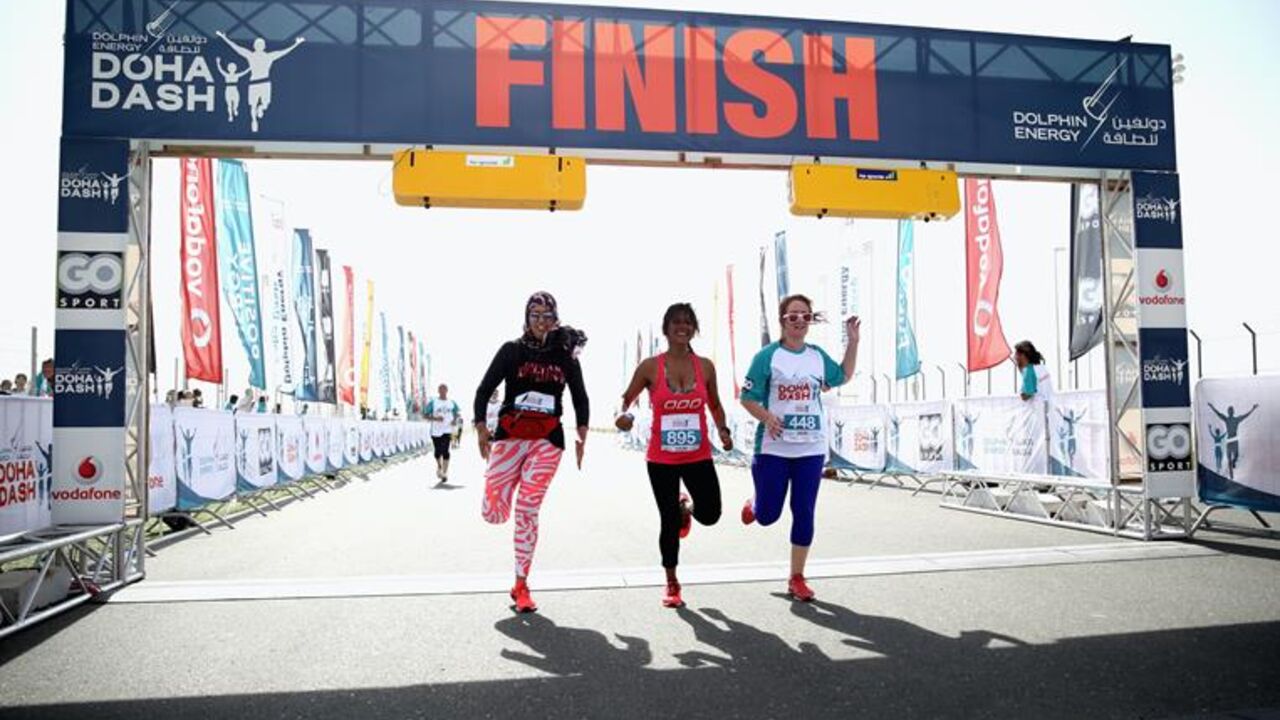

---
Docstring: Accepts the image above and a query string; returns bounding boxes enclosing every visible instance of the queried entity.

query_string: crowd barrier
[1192,375,1280,531]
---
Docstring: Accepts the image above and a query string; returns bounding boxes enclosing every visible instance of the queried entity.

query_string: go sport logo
[87,3,305,135]
[1145,422,1192,473]
[57,251,124,310]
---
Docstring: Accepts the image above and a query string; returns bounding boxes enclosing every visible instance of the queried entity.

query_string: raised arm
[215,31,252,60]
[268,36,306,61]
[1208,403,1227,423]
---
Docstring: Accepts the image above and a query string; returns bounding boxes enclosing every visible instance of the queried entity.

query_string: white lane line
[107,541,1218,604]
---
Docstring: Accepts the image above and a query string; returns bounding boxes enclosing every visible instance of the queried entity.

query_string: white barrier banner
[148,404,176,514]
[235,413,278,492]
[828,403,887,472]
[326,417,345,471]
[954,395,1048,475]
[360,421,374,462]
[0,398,53,536]
[276,415,306,482]
[175,408,235,509]
[888,401,953,474]
[303,415,327,475]
[1048,390,1110,480]
[344,420,359,466]
[1196,375,1280,511]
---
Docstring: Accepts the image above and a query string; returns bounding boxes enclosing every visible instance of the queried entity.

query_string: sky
[2,0,1278,418]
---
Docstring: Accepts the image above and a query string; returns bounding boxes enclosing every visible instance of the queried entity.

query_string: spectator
[177,390,194,407]
[13,374,28,395]
[165,389,177,407]
[32,359,54,397]
[1015,340,1054,402]
[225,394,240,412]
[0,379,12,395]
[256,396,268,413]
[192,388,204,408]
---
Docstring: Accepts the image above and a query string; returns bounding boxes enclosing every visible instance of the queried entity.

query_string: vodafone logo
[1140,267,1185,307]
[75,456,103,486]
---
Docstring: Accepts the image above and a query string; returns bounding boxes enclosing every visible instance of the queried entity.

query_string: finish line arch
[49,0,1191,598]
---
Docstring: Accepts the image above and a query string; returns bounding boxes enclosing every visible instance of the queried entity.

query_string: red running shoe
[662,581,685,608]
[510,579,538,613]
[741,498,756,525]
[678,493,693,539]
[787,574,815,602]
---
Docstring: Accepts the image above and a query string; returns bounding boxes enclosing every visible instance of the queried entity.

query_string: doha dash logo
[1136,195,1180,224]
[88,4,306,134]
[60,165,126,205]
[74,456,103,486]
[55,363,123,401]
[1142,356,1186,388]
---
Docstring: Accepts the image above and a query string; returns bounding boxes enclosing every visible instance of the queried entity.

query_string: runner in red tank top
[617,303,733,608]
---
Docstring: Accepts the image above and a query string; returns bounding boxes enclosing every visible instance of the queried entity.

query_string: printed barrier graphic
[827,403,887,472]
[235,413,278,492]
[0,398,53,537]
[303,416,328,475]
[953,396,1048,476]
[1196,375,1280,512]
[148,404,176,514]
[174,408,236,510]
[1047,390,1110,479]
[887,401,953,475]
[275,415,306,482]
[326,417,346,472]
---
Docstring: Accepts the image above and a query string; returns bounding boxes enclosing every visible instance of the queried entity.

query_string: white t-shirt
[742,342,847,459]
[426,398,460,437]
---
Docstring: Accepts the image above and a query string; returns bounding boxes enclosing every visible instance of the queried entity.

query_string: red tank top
[647,352,713,464]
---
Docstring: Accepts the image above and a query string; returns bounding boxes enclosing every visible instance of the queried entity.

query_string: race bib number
[660,413,702,453]
[781,405,822,443]
[514,391,555,414]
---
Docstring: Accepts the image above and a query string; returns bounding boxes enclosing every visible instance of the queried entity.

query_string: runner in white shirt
[426,384,461,482]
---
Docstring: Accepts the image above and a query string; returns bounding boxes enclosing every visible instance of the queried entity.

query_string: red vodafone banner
[338,265,356,406]
[180,157,223,383]
[965,178,1012,372]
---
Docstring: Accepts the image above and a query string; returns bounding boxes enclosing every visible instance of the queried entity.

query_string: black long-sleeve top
[473,339,589,450]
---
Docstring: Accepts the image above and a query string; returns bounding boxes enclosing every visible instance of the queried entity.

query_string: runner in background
[485,388,502,433]
[473,291,589,613]
[452,412,464,449]
[739,294,860,602]
[1014,340,1055,402]
[616,302,731,608]
[426,384,460,482]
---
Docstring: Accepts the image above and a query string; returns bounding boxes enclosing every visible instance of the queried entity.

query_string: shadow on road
[4,608,1279,719]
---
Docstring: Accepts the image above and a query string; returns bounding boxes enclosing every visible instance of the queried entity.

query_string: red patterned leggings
[482,439,563,577]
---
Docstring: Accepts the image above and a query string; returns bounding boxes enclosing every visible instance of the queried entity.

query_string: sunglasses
[782,312,826,325]
[528,312,557,322]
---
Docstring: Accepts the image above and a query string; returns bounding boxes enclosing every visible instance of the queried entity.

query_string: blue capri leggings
[749,453,826,547]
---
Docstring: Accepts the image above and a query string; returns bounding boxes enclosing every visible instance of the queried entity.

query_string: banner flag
[953,396,1048,475]
[257,196,295,395]
[379,311,392,413]
[965,179,1012,371]
[398,325,407,410]
[895,220,921,379]
[1048,390,1110,479]
[148,403,176,514]
[0,398,53,536]
[418,339,427,408]
[1069,183,1105,360]
[635,330,642,366]
[758,246,771,347]
[291,229,318,401]
[726,264,740,398]
[408,330,418,412]
[1196,376,1279,512]
[174,408,235,509]
[712,279,721,368]
[214,159,266,390]
[314,248,338,404]
[774,230,790,301]
[234,412,278,492]
[337,265,356,406]
[179,157,223,383]
[359,280,374,409]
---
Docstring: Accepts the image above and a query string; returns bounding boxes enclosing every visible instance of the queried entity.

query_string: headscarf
[521,291,587,356]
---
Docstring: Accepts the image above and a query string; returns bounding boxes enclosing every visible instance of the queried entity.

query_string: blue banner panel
[58,137,129,234]
[1139,327,1191,409]
[62,1,1175,171]
[291,229,319,401]
[215,159,267,390]
[895,220,920,379]
[1196,376,1280,512]
[53,329,127,428]
[1132,171,1182,249]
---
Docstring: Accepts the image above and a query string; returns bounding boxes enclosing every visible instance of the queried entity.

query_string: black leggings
[432,434,452,460]
[647,460,722,568]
